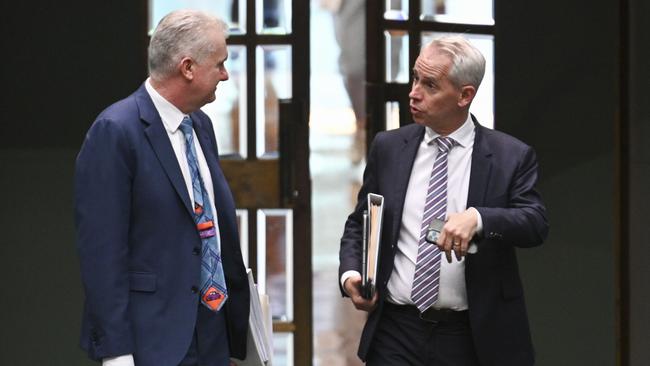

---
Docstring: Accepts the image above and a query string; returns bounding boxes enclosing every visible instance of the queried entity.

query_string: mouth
[410,105,420,115]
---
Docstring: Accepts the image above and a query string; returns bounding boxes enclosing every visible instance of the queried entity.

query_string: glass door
[149,1,311,365]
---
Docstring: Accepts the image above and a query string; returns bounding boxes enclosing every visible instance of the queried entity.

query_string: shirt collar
[145,78,188,133]
[424,113,475,148]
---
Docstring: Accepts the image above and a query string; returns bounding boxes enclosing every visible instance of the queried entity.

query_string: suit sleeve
[338,132,383,296]
[75,118,135,359]
[475,145,549,248]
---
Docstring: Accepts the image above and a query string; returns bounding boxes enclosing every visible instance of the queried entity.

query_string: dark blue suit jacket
[75,84,249,365]
[339,118,548,366]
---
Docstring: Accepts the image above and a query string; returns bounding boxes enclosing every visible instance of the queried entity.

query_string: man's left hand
[437,209,478,262]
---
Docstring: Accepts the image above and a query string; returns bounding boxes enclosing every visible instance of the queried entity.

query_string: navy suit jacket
[75,84,249,365]
[339,118,548,366]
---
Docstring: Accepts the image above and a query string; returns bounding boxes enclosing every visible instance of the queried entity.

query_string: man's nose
[409,85,419,100]
[221,69,229,81]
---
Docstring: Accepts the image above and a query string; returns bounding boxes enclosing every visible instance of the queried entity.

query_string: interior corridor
[311,130,366,366]
[310,2,367,364]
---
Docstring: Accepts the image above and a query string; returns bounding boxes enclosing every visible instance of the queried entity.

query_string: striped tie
[411,136,455,312]
[179,117,228,312]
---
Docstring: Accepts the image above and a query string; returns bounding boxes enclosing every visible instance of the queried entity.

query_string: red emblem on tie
[202,286,226,311]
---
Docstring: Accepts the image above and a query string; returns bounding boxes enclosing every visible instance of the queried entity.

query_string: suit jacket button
[191,286,198,294]
[193,247,200,255]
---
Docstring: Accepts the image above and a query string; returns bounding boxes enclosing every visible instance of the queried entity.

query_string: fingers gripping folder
[362,193,385,300]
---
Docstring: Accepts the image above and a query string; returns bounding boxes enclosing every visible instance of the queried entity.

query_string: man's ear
[457,85,477,108]
[179,57,194,80]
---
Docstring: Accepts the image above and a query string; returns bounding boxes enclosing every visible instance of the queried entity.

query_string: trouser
[179,304,231,366]
[366,302,480,366]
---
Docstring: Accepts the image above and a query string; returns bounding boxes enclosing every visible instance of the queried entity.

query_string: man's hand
[437,209,478,262]
[343,275,378,312]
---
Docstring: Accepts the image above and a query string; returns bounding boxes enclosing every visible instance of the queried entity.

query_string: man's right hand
[343,275,378,312]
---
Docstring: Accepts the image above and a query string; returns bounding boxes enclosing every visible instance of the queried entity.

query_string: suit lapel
[136,87,193,216]
[467,121,493,208]
[390,126,426,244]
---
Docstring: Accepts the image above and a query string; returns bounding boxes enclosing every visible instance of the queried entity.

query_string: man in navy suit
[339,36,548,365]
[75,10,249,366]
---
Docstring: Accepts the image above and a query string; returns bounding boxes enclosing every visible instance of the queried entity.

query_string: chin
[412,118,426,126]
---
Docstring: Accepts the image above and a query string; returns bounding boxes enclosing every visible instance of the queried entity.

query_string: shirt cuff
[103,354,135,366]
[340,270,362,295]
[467,207,482,254]
[468,207,483,234]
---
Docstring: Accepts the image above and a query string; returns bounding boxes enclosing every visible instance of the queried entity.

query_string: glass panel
[203,46,247,158]
[257,209,293,321]
[421,33,494,128]
[273,333,294,366]
[256,0,292,34]
[384,0,409,20]
[235,209,249,268]
[385,102,401,130]
[256,46,292,158]
[385,30,409,83]
[420,0,494,25]
[149,0,247,34]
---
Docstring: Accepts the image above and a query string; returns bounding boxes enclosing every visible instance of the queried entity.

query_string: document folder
[232,269,273,366]
[362,193,384,299]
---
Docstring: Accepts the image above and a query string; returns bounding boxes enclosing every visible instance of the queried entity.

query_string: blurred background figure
[323,0,367,164]
[310,1,367,365]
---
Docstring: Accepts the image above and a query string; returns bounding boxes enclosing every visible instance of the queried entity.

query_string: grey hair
[426,35,486,90]
[148,9,228,80]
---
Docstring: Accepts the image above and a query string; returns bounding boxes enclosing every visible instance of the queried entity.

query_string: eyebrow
[413,70,438,84]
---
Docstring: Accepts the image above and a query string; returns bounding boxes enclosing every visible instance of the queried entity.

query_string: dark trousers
[179,304,231,366]
[366,302,480,366]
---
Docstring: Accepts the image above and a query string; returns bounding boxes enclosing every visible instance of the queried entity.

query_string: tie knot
[435,136,455,153]
[179,116,194,137]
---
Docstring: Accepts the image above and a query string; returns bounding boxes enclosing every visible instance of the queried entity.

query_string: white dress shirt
[145,79,218,222]
[386,114,480,310]
[103,80,220,366]
[341,114,483,312]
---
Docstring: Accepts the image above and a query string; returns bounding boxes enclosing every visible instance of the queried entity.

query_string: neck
[430,111,469,136]
[150,76,194,114]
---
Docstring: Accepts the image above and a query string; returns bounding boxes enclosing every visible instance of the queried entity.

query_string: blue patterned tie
[411,136,455,312]
[179,116,228,312]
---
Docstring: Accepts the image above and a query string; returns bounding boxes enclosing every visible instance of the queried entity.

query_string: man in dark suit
[75,10,249,366]
[339,36,548,366]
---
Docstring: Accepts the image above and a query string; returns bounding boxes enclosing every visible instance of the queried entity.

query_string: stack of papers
[232,269,273,366]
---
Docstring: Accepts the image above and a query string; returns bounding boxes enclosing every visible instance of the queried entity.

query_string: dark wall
[628,0,650,364]
[0,1,148,149]
[0,1,147,365]
[495,0,619,365]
